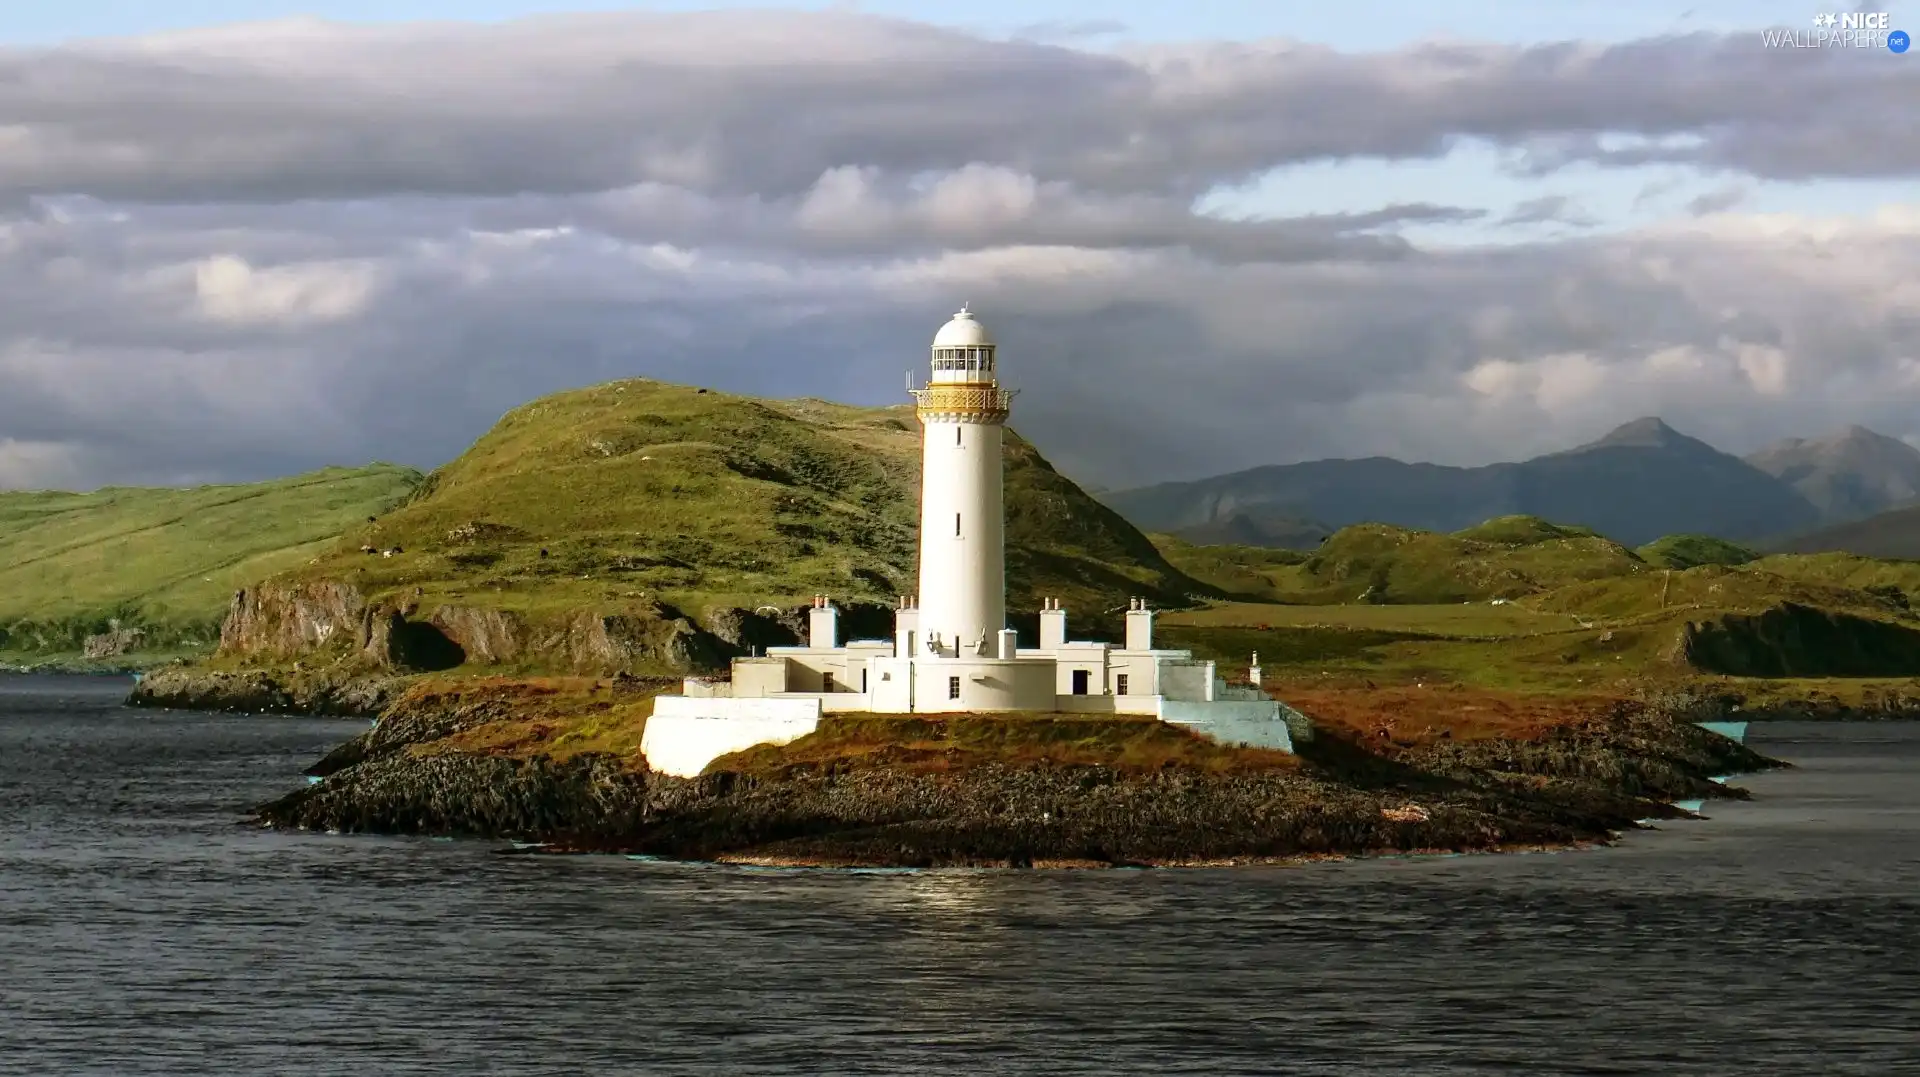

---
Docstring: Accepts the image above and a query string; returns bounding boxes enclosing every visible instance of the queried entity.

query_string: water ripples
[2,675,1917,1075]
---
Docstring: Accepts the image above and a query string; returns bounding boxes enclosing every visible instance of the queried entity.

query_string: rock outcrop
[82,626,147,658]
[128,665,408,717]
[215,580,737,675]
[261,753,652,841]
[252,697,1781,867]
[1679,601,1920,677]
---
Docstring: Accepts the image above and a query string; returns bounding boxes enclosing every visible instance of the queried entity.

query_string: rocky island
[84,370,1920,866]
[227,675,1775,867]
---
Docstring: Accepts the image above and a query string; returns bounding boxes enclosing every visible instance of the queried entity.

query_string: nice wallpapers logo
[1762,12,1910,51]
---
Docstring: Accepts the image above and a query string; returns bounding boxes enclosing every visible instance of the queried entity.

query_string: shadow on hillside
[1684,602,1920,677]
[1294,731,1480,796]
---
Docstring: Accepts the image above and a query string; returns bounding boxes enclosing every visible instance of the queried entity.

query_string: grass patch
[1147,535,1309,600]
[708,713,1300,776]
[401,674,675,764]
[1161,600,1581,637]
[1637,534,1759,570]
[0,463,421,654]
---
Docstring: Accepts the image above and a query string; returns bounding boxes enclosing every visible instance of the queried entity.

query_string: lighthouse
[909,305,1015,658]
[638,302,1298,774]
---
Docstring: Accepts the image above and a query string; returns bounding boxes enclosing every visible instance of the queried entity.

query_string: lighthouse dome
[932,305,993,348]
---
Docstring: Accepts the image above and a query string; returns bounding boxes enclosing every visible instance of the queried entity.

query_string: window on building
[861,668,869,692]
[1116,674,1129,696]
[955,513,962,536]
[948,675,961,700]
[955,425,963,446]
[822,672,834,693]
[1071,669,1089,695]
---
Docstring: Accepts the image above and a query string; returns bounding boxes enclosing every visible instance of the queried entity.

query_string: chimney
[1039,597,1067,651]
[809,595,839,649]
[1249,651,1263,688]
[996,628,1019,660]
[894,597,919,658]
[1125,598,1155,651]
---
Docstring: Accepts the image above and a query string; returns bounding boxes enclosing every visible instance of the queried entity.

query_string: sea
[1,674,1916,1076]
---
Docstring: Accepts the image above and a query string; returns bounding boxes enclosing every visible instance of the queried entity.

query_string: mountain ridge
[1745,424,1920,524]
[1104,417,1826,548]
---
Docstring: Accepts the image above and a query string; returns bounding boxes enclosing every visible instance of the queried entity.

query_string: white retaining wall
[641,696,823,778]
[1158,699,1296,753]
[641,692,1306,777]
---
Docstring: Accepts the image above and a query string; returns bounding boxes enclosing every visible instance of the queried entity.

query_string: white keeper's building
[639,306,1302,777]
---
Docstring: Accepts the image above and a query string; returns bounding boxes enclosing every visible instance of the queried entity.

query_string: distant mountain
[1745,425,1920,523]
[1773,505,1920,559]
[1104,417,1822,548]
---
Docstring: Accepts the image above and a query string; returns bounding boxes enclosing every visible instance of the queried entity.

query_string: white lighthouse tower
[637,303,1300,775]
[909,305,1014,658]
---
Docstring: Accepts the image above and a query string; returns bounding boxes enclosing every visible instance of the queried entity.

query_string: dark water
[2,677,1918,1076]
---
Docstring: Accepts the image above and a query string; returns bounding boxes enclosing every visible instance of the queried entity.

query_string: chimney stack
[1124,597,1155,651]
[809,595,839,649]
[1039,597,1068,651]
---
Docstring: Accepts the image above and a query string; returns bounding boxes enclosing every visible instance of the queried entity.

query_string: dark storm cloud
[0,11,1918,492]
[0,15,1914,209]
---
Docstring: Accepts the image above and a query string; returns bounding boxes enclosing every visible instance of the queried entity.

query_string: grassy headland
[0,464,420,666]
[287,380,1204,616]
[1151,515,1920,705]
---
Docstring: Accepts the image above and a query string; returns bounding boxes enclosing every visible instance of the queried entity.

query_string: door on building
[1071,669,1090,695]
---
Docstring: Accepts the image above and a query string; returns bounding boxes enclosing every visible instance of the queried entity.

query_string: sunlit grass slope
[283,379,1210,623]
[0,464,422,655]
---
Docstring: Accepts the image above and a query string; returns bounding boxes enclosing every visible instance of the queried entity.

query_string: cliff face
[1679,602,1920,677]
[221,581,376,658]
[214,581,735,676]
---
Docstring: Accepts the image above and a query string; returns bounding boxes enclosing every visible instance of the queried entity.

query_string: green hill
[1160,516,1650,605]
[0,464,422,660]
[211,379,1211,674]
[1145,534,1308,601]
[1636,534,1759,570]
[1147,513,1920,692]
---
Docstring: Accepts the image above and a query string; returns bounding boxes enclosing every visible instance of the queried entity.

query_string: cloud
[1011,19,1129,44]
[1685,183,1750,216]
[1499,195,1596,227]
[0,438,87,490]
[1,14,1914,209]
[0,11,1917,493]
[190,255,379,326]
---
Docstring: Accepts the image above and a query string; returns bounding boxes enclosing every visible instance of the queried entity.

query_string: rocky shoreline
[235,677,1784,868]
[127,665,412,717]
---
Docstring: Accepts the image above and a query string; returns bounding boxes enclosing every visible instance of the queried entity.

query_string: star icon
[1813,12,1835,26]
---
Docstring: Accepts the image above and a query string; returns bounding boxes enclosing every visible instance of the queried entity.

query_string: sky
[0,1,1916,490]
